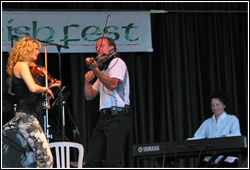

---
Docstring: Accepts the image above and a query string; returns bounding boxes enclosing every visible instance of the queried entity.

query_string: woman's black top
[12,67,44,120]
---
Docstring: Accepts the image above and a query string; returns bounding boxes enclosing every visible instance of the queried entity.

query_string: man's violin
[87,50,117,70]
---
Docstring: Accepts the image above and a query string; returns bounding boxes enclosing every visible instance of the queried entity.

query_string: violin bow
[44,45,51,106]
[97,14,110,54]
[45,45,49,89]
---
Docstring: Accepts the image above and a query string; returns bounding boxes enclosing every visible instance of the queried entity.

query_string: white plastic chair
[49,141,84,168]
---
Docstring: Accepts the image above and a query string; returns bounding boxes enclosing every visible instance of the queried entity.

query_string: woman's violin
[31,65,61,94]
[31,66,56,84]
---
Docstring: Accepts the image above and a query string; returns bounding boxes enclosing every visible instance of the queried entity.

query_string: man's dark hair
[97,37,117,52]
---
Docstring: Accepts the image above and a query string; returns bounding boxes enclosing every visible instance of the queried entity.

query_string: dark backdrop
[1,2,248,168]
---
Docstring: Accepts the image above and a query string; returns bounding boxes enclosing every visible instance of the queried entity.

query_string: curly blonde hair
[7,36,41,75]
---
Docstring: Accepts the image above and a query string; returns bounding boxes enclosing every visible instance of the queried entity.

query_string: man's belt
[100,107,125,114]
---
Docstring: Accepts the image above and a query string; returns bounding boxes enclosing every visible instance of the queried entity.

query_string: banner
[2,11,153,53]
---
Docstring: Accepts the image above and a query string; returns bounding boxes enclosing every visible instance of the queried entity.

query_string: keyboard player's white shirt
[187,112,241,163]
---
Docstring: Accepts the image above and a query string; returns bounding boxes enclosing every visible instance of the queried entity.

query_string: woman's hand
[49,79,61,89]
[44,88,54,99]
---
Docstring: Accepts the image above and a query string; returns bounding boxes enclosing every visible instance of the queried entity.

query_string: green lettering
[122,23,139,41]
[7,26,13,41]
[13,26,31,41]
[60,24,80,47]
[33,21,55,42]
[81,26,102,41]
[105,26,120,40]
[14,26,31,36]
[7,19,14,41]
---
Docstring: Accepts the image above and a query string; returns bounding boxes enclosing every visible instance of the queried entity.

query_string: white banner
[2,11,153,53]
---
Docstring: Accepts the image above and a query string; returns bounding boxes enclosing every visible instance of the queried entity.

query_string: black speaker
[2,128,36,168]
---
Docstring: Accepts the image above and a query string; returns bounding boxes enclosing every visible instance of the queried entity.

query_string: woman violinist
[6,36,61,168]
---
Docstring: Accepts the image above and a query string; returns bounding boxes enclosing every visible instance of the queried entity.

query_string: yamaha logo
[138,145,160,153]
[138,147,143,152]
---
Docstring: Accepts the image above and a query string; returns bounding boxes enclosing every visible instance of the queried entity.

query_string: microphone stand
[43,97,52,142]
[53,86,83,143]
[57,46,66,141]
[65,101,83,144]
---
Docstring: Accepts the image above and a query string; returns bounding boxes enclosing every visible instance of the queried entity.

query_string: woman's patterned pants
[4,112,53,168]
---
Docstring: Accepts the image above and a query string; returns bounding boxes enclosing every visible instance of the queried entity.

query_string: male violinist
[84,37,131,167]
